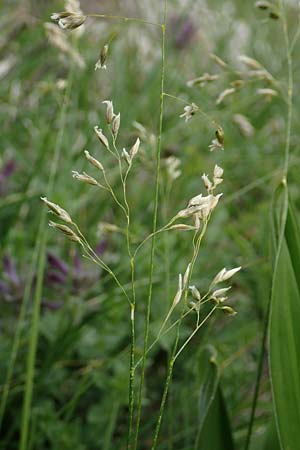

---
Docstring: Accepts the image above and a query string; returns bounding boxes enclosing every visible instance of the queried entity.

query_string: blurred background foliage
[0,0,299,449]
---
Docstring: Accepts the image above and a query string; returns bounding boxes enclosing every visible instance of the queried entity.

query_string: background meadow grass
[0,0,300,449]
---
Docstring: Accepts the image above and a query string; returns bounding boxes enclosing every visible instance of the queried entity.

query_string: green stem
[133,3,167,448]
[87,13,161,28]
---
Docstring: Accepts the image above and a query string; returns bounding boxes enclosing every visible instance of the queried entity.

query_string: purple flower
[172,17,196,49]
[0,159,16,196]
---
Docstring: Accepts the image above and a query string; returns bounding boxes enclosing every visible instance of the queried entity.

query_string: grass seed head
[41,197,72,223]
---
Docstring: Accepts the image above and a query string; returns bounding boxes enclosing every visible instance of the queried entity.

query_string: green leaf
[194,346,234,450]
[269,196,300,450]
[195,386,234,450]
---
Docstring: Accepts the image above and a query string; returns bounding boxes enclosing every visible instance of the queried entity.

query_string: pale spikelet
[165,156,181,181]
[95,43,109,70]
[98,222,120,233]
[180,103,199,122]
[220,306,237,316]
[102,100,114,124]
[202,174,213,191]
[209,139,223,152]
[216,88,235,105]
[212,287,231,298]
[72,171,99,186]
[94,126,109,149]
[183,263,191,288]
[233,114,254,137]
[176,205,205,219]
[173,274,183,306]
[84,150,104,171]
[187,73,219,87]
[246,69,274,81]
[256,88,278,99]
[239,55,262,70]
[51,12,86,30]
[209,53,228,68]
[213,164,223,179]
[112,113,121,137]
[188,193,222,210]
[122,148,131,166]
[213,165,224,188]
[255,1,272,9]
[169,224,196,231]
[44,23,85,68]
[41,197,72,223]
[49,221,81,242]
[209,126,224,151]
[130,137,140,158]
[189,285,201,301]
[212,266,241,285]
[188,193,222,221]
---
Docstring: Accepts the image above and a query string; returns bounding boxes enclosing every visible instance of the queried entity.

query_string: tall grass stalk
[133,3,167,448]
[19,69,74,450]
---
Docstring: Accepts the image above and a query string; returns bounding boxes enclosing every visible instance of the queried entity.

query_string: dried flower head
[102,100,114,124]
[172,274,183,306]
[130,137,140,158]
[216,88,235,105]
[187,73,219,87]
[209,126,224,151]
[122,148,131,166]
[51,12,86,30]
[112,113,121,137]
[94,126,109,149]
[209,53,228,68]
[84,150,104,171]
[255,1,272,9]
[256,88,278,100]
[233,114,254,138]
[165,156,181,181]
[183,263,191,288]
[187,193,222,220]
[212,266,241,285]
[202,173,213,192]
[180,103,199,122]
[239,55,263,70]
[49,221,81,242]
[189,285,201,301]
[72,171,99,186]
[95,43,109,70]
[41,197,72,223]
[220,306,237,316]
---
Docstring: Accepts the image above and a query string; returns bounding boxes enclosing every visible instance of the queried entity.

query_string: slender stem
[133,4,167,448]
[174,306,217,361]
[19,67,74,450]
[87,13,161,28]
[163,92,217,127]
[280,0,293,178]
